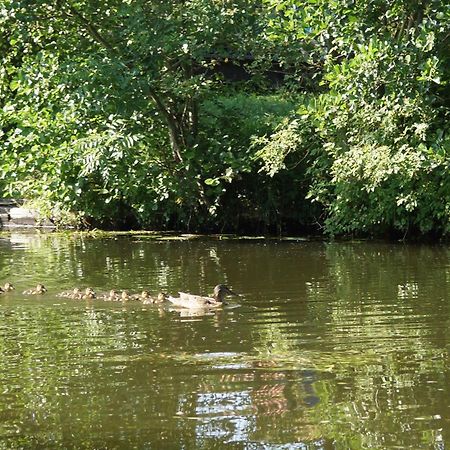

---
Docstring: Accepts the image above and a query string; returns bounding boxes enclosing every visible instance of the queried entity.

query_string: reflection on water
[0,232,449,448]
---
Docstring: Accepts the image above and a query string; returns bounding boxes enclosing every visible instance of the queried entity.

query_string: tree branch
[57,1,117,54]
[56,1,185,163]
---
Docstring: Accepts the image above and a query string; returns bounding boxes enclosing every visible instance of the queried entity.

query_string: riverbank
[1,199,447,243]
[0,199,55,229]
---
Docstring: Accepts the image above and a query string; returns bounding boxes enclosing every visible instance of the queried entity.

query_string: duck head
[36,284,47,294]
[3,282,15,292]
[84,287,96,298]
[155,292,168,303]
[213,284,239,302]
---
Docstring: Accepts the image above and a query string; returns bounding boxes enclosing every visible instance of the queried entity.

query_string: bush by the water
[1,1,449,237]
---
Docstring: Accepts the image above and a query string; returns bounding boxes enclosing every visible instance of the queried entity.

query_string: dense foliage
[258,0,450,237]
[1,0,449,237]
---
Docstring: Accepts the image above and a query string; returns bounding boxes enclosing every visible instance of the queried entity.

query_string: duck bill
[227,289,240,297]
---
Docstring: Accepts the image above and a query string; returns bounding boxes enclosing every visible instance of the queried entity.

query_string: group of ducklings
[58,287,166,304]
[0,283,165,304]
[0,282,47,295]
[1,283,240,309]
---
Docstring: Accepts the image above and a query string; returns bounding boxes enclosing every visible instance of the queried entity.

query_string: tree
[257,0,450,237]
[5,0,265,160]
[1,0,276,227]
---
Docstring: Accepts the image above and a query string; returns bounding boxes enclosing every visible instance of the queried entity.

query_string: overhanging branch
[55,1,185,163]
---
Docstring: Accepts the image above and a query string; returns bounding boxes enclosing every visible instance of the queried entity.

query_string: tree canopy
[1,0,449,237]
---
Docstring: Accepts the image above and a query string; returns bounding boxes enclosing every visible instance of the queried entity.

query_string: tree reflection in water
[0,233,449,448]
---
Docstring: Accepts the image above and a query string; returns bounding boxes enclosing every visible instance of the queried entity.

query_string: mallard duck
[0,282,15,293]
[82,287,96,299]
[141,292,167,305]
[167,284,239,309]
[23,284,47,295]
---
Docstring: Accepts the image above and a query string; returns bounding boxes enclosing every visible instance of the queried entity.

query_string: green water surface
[0,232,449,449]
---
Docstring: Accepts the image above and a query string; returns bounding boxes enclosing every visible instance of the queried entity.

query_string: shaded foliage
[257,0,450,237]
[1,0,449,237]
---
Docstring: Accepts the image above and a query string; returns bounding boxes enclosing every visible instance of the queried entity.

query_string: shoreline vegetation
[1,2,449,240]
[0,226,447,245]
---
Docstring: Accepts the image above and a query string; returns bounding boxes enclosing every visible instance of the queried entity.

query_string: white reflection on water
[156,261,171,288]
[194,352,241,359]
[397,282,419,299]
[196,391,254,415]
[247,443,314,449]
[195,391,255,443]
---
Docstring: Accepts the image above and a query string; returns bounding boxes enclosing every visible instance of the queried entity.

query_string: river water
[0,232,449,449]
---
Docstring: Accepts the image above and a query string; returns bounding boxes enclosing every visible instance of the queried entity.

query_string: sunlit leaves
[256,1,450,237]
[1,0,449,235]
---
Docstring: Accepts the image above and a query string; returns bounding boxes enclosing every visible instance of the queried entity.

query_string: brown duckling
[57,288,82,299]
[69,288,83,300]
[136,290,151,302]
[102,289,119,302]
[0,282,15,293]
[142,292,167,305]
[154,292,168,304]
[82,287,96,299]
[120,290,132,302]
[23,284,47,295]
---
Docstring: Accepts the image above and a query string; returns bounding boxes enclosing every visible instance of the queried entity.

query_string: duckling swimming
[167,284,239,309]
[136,290,151,301]
[81,287,96,299]
[120,290,133,302]
[136,290,161,303]
[141,292,167,305]
[0,282,15,293]
[101,289,119,301]
[57,288,82,299]
[69,288,83,300]
[23,284,47,295]
[153,292,168,304]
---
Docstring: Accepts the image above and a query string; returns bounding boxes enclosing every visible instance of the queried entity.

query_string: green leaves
[1,0,449,235]
[256,2,450,237]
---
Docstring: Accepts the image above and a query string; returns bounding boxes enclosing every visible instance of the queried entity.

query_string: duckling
[120,290,132,302]
[0,282,15,294]
[69,288,83,300]
[141,292,167,305]
[81,287,96,299]
[57,288,82,299]
[136,290,151,302]
[153,292,168,304]
[102,289,119,302]
[23,284,47,295]
[2,282,15,292]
